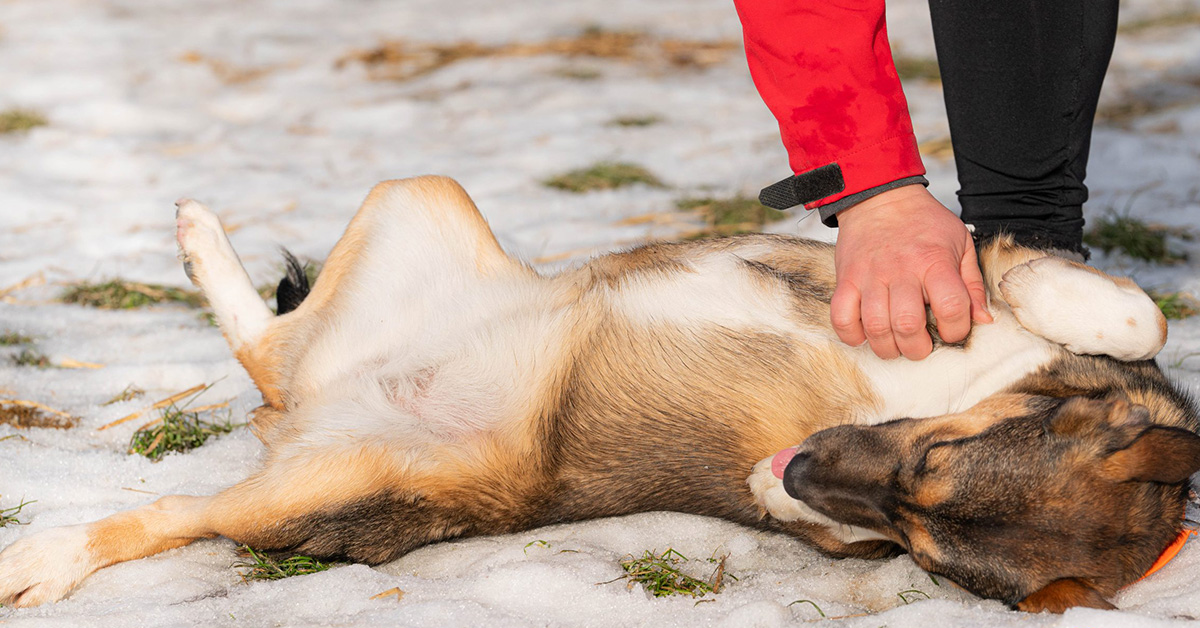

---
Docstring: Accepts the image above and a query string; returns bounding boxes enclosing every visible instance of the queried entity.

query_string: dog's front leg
[0,495,212,607]
[977,236,1167,361]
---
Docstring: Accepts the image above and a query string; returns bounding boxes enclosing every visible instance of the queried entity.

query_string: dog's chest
[853,309,1059,421]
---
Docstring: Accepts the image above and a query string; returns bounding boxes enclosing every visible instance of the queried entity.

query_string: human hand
[831,184,992,360]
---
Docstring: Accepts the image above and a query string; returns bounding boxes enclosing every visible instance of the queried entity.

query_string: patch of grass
[677,196,788,239]
[61,280,205,310]
[604,549,735,598]
[0,108,47,134]
[1084,215,1188,263]
[0,498,34,527]
[0,332,33,346]
[234,545,334,581]
[609,114,662,128]
[129,399,238,461]
[103,384,146,406]
[1150,290,1200,320]
[894,56,940,82]
[544,161,663,193]
[10,349,50,368]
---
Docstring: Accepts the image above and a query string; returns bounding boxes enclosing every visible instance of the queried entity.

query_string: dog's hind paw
[173,197,272,347]
[175,199,227,286]
[999,256,1167,361]
[0,525,95,608]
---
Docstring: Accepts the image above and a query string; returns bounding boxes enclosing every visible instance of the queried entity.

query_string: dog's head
[783,395,1200,612]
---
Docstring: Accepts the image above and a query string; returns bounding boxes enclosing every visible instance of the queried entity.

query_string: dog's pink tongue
[771,447,799,479]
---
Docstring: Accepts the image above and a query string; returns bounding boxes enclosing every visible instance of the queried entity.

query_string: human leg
[928,0,1120,255]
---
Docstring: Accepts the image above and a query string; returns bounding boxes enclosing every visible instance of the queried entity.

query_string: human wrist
[836,184,934,229]
[817,176,929,227]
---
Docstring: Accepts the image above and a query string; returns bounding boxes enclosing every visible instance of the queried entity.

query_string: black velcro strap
[758,163,846,210]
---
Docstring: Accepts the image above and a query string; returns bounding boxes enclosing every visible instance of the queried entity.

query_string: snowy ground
[2,0,1200,626]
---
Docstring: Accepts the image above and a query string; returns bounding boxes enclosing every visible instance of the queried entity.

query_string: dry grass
[337,27,738,82]
[102,384,146,406]
[918,136,954,160]
[544,162,663,193]
[0,400,78,429]
[178,51,278,84]
[0,108,47,134]
[61,280,205,310]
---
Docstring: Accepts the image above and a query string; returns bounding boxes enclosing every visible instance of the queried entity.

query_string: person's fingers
[925,260,973,344]
[860,286,900,360]
[830,283,867,347]
[960,243,993,324]
[890,280,932,360]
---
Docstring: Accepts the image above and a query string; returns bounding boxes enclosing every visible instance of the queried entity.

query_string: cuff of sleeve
[817,176,929,227]
[759,132,927,217]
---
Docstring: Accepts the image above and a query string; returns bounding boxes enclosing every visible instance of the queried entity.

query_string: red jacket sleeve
[734,0,925,211]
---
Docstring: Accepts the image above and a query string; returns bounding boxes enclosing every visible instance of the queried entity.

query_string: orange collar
[1135,526,1196,584]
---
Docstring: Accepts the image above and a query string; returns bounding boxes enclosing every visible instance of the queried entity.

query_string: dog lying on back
[1,176,1197,612]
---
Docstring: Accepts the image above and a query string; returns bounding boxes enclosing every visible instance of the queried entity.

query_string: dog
[1,176,1197,613]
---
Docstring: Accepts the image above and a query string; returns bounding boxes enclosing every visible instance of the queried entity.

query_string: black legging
[929,0,1119,255]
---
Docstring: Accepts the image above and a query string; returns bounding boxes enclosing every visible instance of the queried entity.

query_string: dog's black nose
[782,451,812,500]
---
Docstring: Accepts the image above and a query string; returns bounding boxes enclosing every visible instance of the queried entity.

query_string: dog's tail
[275,250,311,315]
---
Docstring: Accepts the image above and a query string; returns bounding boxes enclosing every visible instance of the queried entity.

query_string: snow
[2,0,1200,625]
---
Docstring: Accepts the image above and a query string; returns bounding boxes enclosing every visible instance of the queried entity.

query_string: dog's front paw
[999,256,1166,361]
[748,449,812,522]
[0,525,95,607]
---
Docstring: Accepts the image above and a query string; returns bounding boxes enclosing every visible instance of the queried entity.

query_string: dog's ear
[1046,397,1147,437]
[1017,578,1116,613]
[1102,425,1200,484]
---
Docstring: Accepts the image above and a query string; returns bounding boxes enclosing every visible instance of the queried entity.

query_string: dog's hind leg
[176,177,534,414]
[176,199,274,355]
[175,198,288,407]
